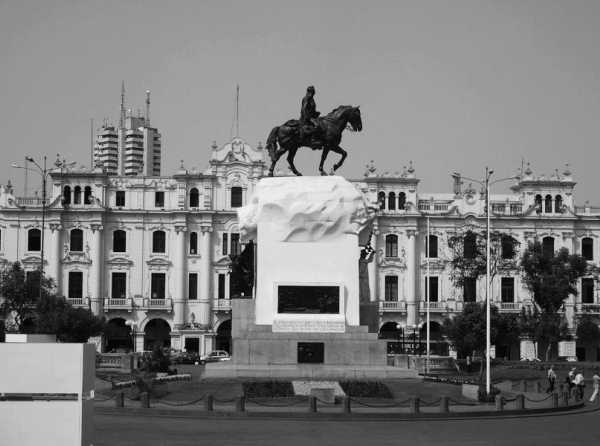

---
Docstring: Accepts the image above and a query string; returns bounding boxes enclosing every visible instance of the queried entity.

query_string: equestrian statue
[265,85,363,176]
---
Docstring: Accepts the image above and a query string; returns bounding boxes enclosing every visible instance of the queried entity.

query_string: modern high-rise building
[94,85,162,176]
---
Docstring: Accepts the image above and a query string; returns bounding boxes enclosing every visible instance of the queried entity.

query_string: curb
[94,401,592,422]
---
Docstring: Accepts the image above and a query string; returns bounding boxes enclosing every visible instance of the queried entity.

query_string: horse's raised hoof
[320,170,327,176]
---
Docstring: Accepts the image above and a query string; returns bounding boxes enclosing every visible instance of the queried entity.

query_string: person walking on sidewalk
[574,370,585,400]
[546,365,557,393]
[590,369,600,403]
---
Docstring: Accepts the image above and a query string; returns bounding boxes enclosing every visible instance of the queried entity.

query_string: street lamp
[457,168,518,395]
[11,156,48,301]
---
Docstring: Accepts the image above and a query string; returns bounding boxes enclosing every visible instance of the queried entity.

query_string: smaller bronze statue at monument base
[265,85,362,176]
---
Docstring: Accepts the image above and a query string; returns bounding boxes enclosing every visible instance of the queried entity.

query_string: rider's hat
[307,85,315,92]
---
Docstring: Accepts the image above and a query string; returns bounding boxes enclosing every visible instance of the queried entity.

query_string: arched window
[28,228,41,252]
[189,188,199,208]
[378,192,386,210]
[427,235,438,258]
[388,192,396,211]
[189,232,198,255]
[555,195,563,213]
[582,237,593,261]
[544,194,552,213]
[535,194,542,214]
[464,231,477,259]
[501,235,516,259]
[385,234,398,257]
[231,187,243,208]
[70,229,83,252]
[152,230,166,253]
[84,186,92,205]
[398,192,406,210]
[113,230,126,253]
[542,236,554,258]
[73,186,81,205]
[63,186,71,205]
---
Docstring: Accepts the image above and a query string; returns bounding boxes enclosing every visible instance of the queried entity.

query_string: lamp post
[11,156,48,301]
[455,168,518,395]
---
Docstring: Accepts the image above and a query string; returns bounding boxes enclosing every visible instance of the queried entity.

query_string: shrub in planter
[242,381,294,398]
[477,385,501,403]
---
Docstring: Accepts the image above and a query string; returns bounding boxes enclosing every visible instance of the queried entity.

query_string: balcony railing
[103,297,133,312]
[499,302,521,312]
[67,297,90,308]
[15,197,45,206]
[142,297,173,312]
[577,303,600,314]
[379,301,406,312]
[419,301,446,312]
[417,201,451,213]
[213,299,232,311]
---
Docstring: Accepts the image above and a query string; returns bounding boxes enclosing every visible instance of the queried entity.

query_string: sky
[1,0,600,202]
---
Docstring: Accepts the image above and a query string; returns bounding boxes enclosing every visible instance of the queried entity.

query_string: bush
[339,381,393,399]
[477,385,501,403]
[139,346,171,373]
[242,380,294,398]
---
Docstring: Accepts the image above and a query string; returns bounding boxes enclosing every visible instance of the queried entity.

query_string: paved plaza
[94,407,600,446]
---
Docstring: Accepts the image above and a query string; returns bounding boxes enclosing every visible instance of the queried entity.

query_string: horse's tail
[266,126,280,160]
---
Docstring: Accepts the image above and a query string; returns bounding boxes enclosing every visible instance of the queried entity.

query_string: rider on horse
[300,86,323,149]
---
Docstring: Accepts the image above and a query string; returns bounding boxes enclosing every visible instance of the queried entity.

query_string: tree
[448,230,519,288]
[576,314,600,345]
[0,262,54,331]
[520,241,588,360]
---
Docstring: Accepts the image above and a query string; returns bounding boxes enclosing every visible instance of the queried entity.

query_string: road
[95,408,600,446]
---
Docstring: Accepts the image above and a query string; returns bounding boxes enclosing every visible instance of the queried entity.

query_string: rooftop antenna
[120,81,126,129]
[90,118,94,168]
[236,84,239,137]
[24,156,28,197]
[145,90,151,126]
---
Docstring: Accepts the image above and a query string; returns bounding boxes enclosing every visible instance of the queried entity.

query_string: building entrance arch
[144,318,171,351]
[104,318,133,352]
[215,319,232,354]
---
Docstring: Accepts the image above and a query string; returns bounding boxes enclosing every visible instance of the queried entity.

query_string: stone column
[89,224,104,315]
[368,227,378,302]
[48,223,62,295]
[173,225,187,329]
[406,229,418,326]
[198,226,213,328]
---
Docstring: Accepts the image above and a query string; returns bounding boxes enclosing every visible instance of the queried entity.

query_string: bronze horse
[265,105,362,176]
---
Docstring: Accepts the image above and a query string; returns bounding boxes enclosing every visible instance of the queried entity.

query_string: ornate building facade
[1,142,599,359]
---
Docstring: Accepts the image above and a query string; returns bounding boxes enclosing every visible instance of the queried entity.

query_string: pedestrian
[590,368,600,403]
[574,370,585,400]
[567,367,576,396]
[546,365,557,393]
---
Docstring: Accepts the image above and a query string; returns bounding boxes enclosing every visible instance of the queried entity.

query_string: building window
[426,235,438,258]
[116,191,125,207]
[582,237,593,261]
[501,235,516,259]
[28,228,41,252]
[378,191,385,210]
[501,277,514,303]
[398,192,406,210]
[68,271,83,300]
[231,187,243,208]
[384,276,398,301]
[152,230,166,253]
[63,186,71,205]
[218,274,226,300]
[464,232,477,259]
[387,192,396,210]
[70,229,83,252]
[189,273,198,300]
[155,191,165,208]
[544,194,552,213]
[222,233,228,255]
[189,188,199,208]
[111,272,127,299]
[542,237,554,259]
[555,195,563,213]
[189,232,198,255]
[463,277,476,302]
[582,278,594,304]
[151,273,166,299]
[74,186,81,205]
[535,194,542,214]
[230,233,240,256]
[84,186,92,205]
[385,234,398,257]
[113,230,126,252]
[425,276,439,302]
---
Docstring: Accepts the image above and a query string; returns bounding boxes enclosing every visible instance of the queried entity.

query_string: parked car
[199,350,231,365]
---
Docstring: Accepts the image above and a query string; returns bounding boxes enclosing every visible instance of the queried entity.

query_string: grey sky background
[1,0,599,202]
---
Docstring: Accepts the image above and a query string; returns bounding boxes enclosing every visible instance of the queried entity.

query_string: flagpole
[426,214,430,375]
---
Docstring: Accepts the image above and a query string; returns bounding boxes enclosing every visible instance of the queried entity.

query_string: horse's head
[347,106,363,132]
